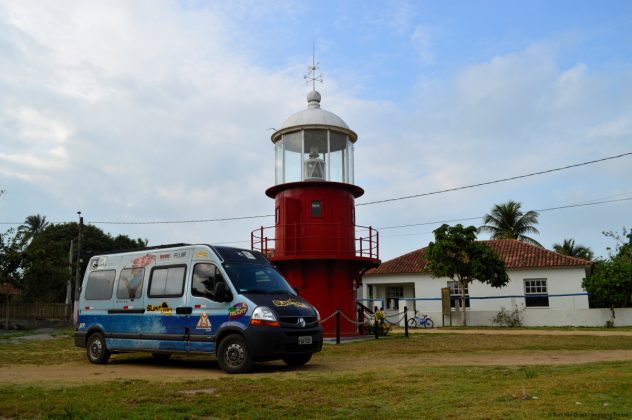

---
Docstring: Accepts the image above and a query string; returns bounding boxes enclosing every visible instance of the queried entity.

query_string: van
[74,244,323,373]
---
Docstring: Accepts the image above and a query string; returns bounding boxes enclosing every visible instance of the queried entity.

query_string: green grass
[1,363,631,418]
[1,330,632,418]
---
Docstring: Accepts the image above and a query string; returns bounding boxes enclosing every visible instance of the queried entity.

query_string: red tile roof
[366,239,591,276]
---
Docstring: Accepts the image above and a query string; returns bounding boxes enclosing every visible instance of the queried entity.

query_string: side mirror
[214,282,232,303]
[293,286,300,296]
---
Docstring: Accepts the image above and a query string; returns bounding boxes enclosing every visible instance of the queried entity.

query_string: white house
[361,239,632,327]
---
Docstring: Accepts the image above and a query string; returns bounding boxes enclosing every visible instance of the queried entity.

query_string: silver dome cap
[273,90,357,141]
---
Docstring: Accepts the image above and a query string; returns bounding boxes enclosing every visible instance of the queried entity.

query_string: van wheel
[282,354,312,367]
[152,353,171,362]
[87,332,110,364]
[217,334,252,374]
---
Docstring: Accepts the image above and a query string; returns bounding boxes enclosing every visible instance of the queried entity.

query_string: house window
[275,207,280,225]
[448,281,470,308]
[386,286,404,310]
[367,284,373,299]
[524,279,549,307]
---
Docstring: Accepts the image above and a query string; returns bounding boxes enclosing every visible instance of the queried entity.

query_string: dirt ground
[2,328,632,385]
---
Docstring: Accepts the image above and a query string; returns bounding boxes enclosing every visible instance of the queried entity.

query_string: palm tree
[553,239,594,260]
[478,200,542,246]
[18,214,50,244]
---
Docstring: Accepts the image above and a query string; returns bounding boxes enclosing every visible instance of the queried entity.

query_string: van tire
[282,353,312,367]
[217,334,252,374]
[86,332,110,364]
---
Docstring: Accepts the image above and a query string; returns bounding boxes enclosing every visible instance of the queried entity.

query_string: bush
[491,305,524,327]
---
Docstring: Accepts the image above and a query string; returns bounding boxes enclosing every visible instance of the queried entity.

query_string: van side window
[117,267,145,300]
[85,270,116,300]
[148,266,186,298]
[192,263,225,301]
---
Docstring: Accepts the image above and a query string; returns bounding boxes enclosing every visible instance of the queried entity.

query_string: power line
[377,197,632,230]
[1,152,629,226]
[215,196,632,244]
[1,214,274,226]
[89,214,273,225]
[357,152,632,206]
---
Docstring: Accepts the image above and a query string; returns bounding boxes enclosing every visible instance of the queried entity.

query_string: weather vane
[304,41,323,90]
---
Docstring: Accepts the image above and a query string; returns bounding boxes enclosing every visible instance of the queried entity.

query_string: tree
[0,228,23,329]
[18,214,49,245]
[478,200,542,246]
[553,239,594,260]
[583,228,632,324]
[0,229,23,287]
[426,224,510,326]
[20,223,146,303]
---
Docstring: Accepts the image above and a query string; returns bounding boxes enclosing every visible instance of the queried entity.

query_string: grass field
[1,329,631,419]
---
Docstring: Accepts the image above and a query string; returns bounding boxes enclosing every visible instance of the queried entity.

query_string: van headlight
[250,306,280,327]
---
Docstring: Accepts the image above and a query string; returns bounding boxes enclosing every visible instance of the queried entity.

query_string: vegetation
[479,200,542,246]
[553,238,594,260]
[0,215,147,303]
[426,224,510,326]
[491,306,525,327]
[17,214,49,245]
[1,331,632,418]
[583,228,632,323]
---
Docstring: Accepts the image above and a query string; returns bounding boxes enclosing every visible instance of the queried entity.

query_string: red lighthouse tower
[251,82,380,337]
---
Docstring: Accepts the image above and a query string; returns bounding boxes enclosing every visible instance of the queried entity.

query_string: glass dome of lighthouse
[272,89,357,185]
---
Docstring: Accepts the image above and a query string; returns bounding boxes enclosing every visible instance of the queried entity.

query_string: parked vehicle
[74,244,323,373]
[407,311,434,329]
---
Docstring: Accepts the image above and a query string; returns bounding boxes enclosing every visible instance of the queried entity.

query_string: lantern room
[273,90,355,185]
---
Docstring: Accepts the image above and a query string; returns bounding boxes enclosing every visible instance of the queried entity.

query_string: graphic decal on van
[91,257,107,269]
[196,311,212,330]
[133,254,156,267]
[146,302,173,315]
[272,298,308,309]
[229,303,248,319]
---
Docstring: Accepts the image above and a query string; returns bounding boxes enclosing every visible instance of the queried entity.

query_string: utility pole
[73,212,83,326]
[65,239,74,321]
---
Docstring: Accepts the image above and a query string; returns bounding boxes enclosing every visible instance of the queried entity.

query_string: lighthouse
[251,69,380,337]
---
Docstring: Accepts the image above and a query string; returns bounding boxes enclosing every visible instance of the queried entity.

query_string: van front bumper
[244,325,323,362]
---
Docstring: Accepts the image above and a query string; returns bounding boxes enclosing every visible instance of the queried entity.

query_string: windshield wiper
[268,290,295,295]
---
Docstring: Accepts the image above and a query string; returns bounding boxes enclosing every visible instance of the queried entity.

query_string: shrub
[491,305,524,327]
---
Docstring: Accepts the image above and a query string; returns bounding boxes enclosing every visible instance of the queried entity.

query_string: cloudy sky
[1,0,631,261]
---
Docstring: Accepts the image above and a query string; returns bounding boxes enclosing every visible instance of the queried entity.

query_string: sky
[0,0,631,261]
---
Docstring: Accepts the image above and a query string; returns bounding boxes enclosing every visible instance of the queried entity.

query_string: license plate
[298,336,312,345]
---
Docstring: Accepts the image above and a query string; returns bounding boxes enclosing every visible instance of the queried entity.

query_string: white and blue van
[74,244,323,373]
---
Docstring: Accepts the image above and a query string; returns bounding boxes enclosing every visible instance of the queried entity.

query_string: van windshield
[223,263,296,295]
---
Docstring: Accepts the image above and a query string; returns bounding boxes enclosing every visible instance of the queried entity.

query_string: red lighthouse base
[271,258,374,336]
[252,181,380,337]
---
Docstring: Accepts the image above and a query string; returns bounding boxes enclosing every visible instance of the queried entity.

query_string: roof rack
[91,243,191,257]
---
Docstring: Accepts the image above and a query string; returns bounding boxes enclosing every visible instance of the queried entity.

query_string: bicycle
[407,311,434,329]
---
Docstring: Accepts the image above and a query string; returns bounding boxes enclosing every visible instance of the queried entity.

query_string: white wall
[361,267,632,327]
[395,307,632,327]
